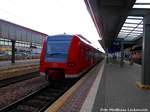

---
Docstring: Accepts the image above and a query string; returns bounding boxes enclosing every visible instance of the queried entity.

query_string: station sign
[108,39,122,53]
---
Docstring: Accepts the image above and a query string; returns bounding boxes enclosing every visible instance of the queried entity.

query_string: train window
[45,40,71,62]
[87,50,95,61]
[80,45,85,55]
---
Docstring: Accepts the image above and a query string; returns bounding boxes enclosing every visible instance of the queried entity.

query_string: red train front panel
[40,34,101,81]
[40,35,73,80]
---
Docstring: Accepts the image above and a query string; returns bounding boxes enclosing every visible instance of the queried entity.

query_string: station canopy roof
[84,0,150,49]
[0,19,48,44]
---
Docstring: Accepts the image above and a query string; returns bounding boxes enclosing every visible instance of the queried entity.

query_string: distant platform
[0,59,39,69]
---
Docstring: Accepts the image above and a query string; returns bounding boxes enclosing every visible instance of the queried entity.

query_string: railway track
[0,61,102,112]
[0,79,78,112]
[0,72,39,88]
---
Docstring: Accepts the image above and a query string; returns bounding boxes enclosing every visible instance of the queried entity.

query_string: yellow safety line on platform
[45,62,103,112]
[136,81,150,90]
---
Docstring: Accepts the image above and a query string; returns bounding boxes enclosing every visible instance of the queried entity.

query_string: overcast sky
[0,0,105,52]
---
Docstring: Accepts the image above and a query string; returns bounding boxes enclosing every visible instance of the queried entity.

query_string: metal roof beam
[121,29,143,32]
[121,29,143,31]
[127,17,143,20]
[122,41,135,44]
[125,33,143,41]
[122,26,143,29]
[125,22,143,25]
[97,8,150,16]
[129,8,150,16]
[120,31,142,34]
[97,8,129,16]
[135,3,150,5]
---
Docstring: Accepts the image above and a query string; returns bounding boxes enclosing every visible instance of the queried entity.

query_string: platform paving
[46,60,150,112]
[55,61,104,112]
[92,63,150,112]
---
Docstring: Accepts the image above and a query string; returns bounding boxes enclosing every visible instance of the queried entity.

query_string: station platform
[0,59,39,69]
[46,59,150,112]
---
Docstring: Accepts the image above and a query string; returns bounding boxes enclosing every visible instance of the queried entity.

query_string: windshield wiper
[47,53,67,56]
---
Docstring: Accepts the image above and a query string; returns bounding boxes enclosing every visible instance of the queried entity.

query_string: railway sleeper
[16,105,39,112]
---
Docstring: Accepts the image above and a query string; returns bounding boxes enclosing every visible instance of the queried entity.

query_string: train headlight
[68,62,76,67]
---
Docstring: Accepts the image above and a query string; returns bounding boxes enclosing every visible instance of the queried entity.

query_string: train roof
[46,34,73,41]
[75,35,98,50]
[76,34,91,44]
[46,34,98,50]
[46,34,91,44]
[47,34,96,49]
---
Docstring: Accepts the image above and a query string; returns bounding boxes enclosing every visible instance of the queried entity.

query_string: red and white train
[40,34,103,81]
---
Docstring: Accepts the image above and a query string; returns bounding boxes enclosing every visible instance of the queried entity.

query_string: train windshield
[45,36,72,62]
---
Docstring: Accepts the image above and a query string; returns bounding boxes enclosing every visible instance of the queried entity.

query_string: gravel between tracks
[0,75,48,108]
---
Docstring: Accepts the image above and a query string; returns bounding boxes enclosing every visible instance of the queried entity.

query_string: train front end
[40,35,73,82]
